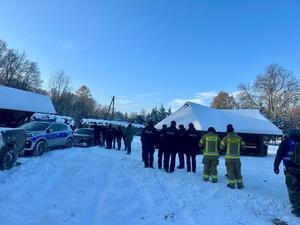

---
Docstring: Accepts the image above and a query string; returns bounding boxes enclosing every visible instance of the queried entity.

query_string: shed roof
[155,102,282,136]
[0,85,56,114]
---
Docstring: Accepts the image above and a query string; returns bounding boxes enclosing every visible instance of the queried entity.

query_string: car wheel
[65,138,73,148]
[0,147,15,170]
[33,141,46,157]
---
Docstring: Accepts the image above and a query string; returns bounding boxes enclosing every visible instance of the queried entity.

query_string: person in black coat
[158,124,168,169]
[185,123,201,173]
[274,129,300,217]
[116,126,124,150]
[165,120,178,173]
[106,124,114,149]
[141,121,158,168]
[177,124,186,169]
[92,122,101,146]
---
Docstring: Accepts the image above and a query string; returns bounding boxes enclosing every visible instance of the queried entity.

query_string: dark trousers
[164,150,177,172]
[106,138,112,149]
[117,138,121,150]
[158,148,165,169]
[178,149,185,168]
[186,153,196,172]
[113,138,116,148]
[144,147,155,167]
[127,141,132,154]
[94,135,100,146]
[285,167,300,211]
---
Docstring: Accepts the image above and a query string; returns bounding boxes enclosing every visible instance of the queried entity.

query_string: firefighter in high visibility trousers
[199,127,220,182]
[221,124,245,189]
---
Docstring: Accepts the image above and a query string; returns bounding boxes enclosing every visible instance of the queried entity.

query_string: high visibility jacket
[221,132,245,159]
[200,133,220,157]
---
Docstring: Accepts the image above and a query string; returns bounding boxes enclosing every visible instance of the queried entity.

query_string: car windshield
[20,122,50,131]
[75,129,93,135]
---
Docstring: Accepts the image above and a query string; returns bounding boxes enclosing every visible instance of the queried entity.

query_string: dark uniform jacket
[274,133,300,169]
[141,125,158,148]
[185,127,201,155]
[158,127,168,150]
[177,127,186,151]
[166,125,178,152]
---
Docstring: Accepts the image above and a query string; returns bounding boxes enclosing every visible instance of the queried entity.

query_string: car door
[57,124,69,146]
[46,124,61,147]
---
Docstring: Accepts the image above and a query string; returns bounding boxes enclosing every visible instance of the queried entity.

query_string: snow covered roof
[155,102,283,136]
[32,113,75,126]
[81,118,145,129]
[0,85,56,114]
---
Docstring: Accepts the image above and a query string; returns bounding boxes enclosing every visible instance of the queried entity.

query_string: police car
[20,121,73,156]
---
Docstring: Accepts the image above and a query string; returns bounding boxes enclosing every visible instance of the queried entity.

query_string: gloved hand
[274,167,280,174]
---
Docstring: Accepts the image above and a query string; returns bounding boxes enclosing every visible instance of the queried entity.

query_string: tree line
[0,39,171,125]
[210,64,300,131]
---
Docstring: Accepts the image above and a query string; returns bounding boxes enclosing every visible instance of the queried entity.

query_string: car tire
[65,138,73,148]
[33,140,46,157]
[0,147,15,170]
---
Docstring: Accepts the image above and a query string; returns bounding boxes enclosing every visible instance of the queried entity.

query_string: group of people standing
[141,121,246,189]
[92,123,134,154]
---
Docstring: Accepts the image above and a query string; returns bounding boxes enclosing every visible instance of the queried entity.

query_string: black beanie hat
[208,127,216,133]
[227,124,234,133]
[171,120,176,126]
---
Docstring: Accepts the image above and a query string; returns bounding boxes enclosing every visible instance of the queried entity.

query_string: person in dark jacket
[185,123,201,173]
[164,120,178,173]
[92,122,101,146]
[106,124,114,149]
[274,129,300,217]
[158,124,168,169]
[124,124,134,154]
[116,126,124,150]
[141,121,158,168]
[177,124,186,169]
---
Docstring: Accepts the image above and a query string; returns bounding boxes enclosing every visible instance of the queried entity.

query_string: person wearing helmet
[199,127,220,182]
[185,123,201,173]
[274,129,300,217]
[221,124,245,189]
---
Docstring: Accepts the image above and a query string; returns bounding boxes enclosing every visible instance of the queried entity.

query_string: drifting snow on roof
[32,113,75,126]
[0,85,56,114]
[81,118,145,129]
[156,102,282,136]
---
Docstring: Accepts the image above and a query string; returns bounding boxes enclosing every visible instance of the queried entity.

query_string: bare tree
[237,64,300,128]
[0,39,42,91]
[48,71,72,115]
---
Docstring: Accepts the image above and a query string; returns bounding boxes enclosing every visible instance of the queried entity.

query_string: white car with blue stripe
[20,121,73,156]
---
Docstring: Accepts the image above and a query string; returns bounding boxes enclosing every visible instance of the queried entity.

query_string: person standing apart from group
[141,121,158,168]
[274,129,300,217]
[221,124,245,189]
[199,127,220,182]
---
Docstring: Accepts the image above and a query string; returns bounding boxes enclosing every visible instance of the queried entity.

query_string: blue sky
[1,0,300,112]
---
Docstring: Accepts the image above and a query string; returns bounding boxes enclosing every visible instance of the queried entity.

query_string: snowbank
[0,138,298,225]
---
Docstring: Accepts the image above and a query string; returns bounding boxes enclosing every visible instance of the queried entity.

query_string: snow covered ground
[0,137,299,225]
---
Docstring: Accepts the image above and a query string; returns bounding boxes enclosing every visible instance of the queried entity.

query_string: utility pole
[105,96,116,120]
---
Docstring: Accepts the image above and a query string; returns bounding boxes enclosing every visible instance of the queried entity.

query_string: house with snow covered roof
[156,102,283,156]
[0,85,56,127]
